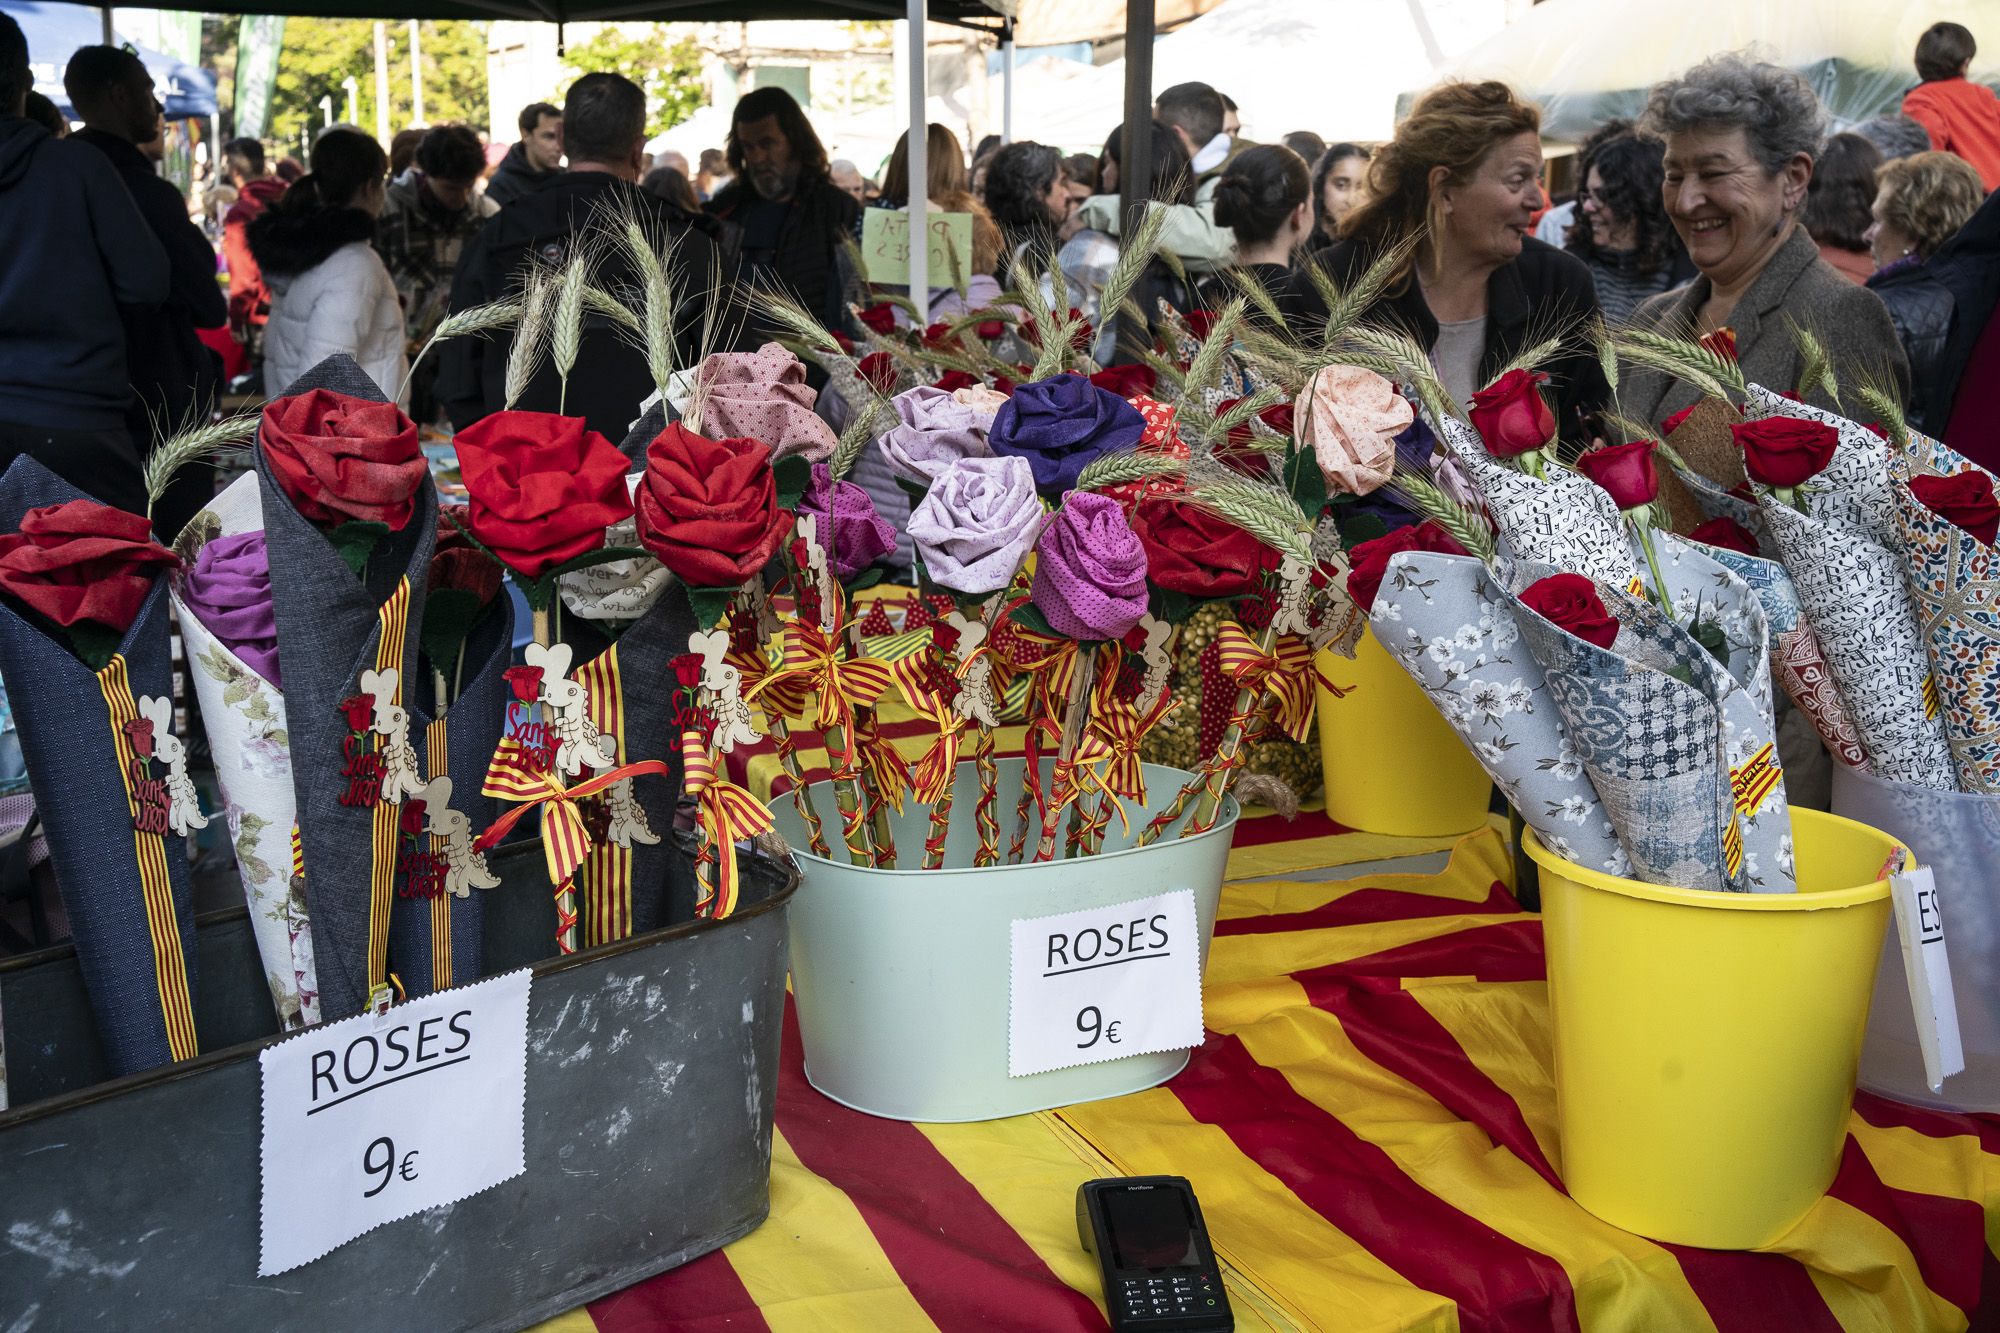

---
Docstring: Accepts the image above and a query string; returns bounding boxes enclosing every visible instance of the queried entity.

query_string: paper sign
[861,209,975,286]
[1009,889,1205,1077]
[258,969,531,1275]
[1890,867,1964,1093]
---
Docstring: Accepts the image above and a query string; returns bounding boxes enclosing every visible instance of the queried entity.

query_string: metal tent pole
[1000,17,1015,145]
[906,0,928,326]
[374,22,390,146]
[408,19,425,126]
[1117,0,1156,359]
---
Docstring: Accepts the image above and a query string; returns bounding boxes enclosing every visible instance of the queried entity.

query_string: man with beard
[705,87,859,339]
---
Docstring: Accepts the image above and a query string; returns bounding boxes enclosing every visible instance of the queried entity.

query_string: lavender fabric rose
[799,462,896,582]
[183,529,282,687]
[880,385,993,486]
[909,455,1043,595]
[1031,491,1149,641]
[989,373,1145,497]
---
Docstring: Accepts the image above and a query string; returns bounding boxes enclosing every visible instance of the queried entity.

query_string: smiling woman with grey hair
[1620,53,1908,440]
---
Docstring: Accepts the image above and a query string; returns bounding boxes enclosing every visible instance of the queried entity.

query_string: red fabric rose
[454,410,635,579]
[1911,471,2000,545]
[1699,327,1738,363]
[260,387,427,530]
[1345,521,1467,613]
[1520,573,1619,650]
[1089,364,1157,400]
[921,322,955,348]
[1733,416,1839,489]
[1130,495,1281,598]
[857,352,897,395]
[976,318,1007,341]
[1183,309,1218,341]
[1688,516,1761,556]
[856,302,898,336]
[1577,440,1660,510]
[429,505,504,608]
[1661,404,1698,436]
[1468,369,1556,458]
[502,665,543,704]
[934,370,980,393]
[635,423,795,588]
[339,694,375,732]
[831,330,855,354]
[670,653,704,690]
[0,499,177,631]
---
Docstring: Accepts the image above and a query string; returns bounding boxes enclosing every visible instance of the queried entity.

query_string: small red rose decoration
[399,800,426,837]
[933,370,980,393]
[1130,494,1280,598]
[339,694,375,732]
[976,318,1007,341]
[122,716,156,760]
[1469,369,1556,459]
[1183,309,1219,341]
[669,653,704,691]
[857,352,897,395]
[1345,521,1467,613]
[0,499,178,633]
[831,330,855,354]
[1688,516,1762,556]
[1733,416,1839,490]
[856,303,897,336]
[1520,573,1619,650]
[1911,471,2000,545]
[635,424,795,588]
[1699,327,1738,363]
[1577,439,1660,511]
[503,665,543,704]
[454,410,635,579]
[1089,364,1157,401]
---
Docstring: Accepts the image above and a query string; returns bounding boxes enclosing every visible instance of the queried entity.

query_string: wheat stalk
[1315,233,1418,346]
[1338,324,1458,425]
[1092,203,1173,355]
[1211,385,1287,439]
[1612,327,1746,404]
[549,245,597,413]
[1490,308,1580,382]
[1591,317,1621,394]
[1184,298,1246,397]
[505,262,556,410]
[1076,450,1186,492]
[829,398,886,482]
[1854,378,1909,451]
[1788,319,1840,408]
[754,288,848,357]
[397,297,523,402]
[1386,473,1498,562]
[1182,476,1314,564]
[145,414,258,516]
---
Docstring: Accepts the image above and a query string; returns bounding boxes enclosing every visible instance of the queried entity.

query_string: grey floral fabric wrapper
[1743,385,1901,551]
[1509,561,1797,893]
[1888,429,2000,792]
[1433,415,1643,590]
[1758,493,1956,790]
[1370,550,1630,875]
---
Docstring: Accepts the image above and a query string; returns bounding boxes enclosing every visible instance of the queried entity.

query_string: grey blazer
[1620,225,1910,430]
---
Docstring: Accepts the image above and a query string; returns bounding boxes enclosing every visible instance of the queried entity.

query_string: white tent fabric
[1438,0,2000,141]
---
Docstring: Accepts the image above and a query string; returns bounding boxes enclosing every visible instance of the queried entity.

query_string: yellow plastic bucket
[1527,809,1903,1249]
[1317,627,1491,836]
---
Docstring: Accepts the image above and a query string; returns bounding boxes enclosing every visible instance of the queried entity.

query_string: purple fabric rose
[183,530,282,687]
[989,373,1146,498]
[879,384,992,485]
[909,455,1042,595]
[1030,491,1149,641]
[799,462,896,582]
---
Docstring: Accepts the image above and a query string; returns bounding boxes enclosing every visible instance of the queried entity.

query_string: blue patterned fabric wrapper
[1743,385,1901,552]
[1509,560,1797,893]
[0,457,201,1073]
[1887,429,2000,793]
[1759,492,1956,791]
[1370,551,1630,876]
[1633,529,1779,731]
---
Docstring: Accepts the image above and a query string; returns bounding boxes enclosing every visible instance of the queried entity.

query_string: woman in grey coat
[1619,55,1909,438]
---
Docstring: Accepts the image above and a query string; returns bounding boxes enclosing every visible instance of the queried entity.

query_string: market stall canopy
[3,0,217,119]
[62,0,1013,26]
[1006,0,1221,46]
[1433,0,2000,142]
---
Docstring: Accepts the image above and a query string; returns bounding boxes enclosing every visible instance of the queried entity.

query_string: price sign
[258,969,531,1275]
[860,208,975,286]
[1891,866,1964,1093]
[1009,889,1205,1077]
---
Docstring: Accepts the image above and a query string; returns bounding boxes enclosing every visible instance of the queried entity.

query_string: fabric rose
[503,665,542,704]
[934,370,980,393]
[879,384,993,485]
[799,462,896,581]
[975,317,1007,341]
[1520,573,1619,650]
[1183,309,1218,342]
[695,342,839,463]
[1030,491,1149,641]
[1661,404,1698,436]
[430,505,504,610]
[1577,440,1660,511]
[953,384,1011,421]
[857,352,897,395]
[635,424,793,587]
[1911,471,2000,545]
[908,455,1042,596]
[989,373,1146,497]
[856,302,898,336]
[1733,416,1839,489]
[1131,495,1278,598]
[1468,369,1555,459]
[1688,516,1762,556]
[183,529,281,686]
[454,410,635,579]
[260,387,427,530]
[1090,365,1156,400]
[0,499,177,632]
[1344,521,1466,613]
[1295,364,1412,496]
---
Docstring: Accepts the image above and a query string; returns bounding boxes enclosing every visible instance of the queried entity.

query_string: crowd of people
[5,11,2000,535]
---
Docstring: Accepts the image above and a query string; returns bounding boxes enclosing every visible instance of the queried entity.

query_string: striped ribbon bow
[1048,731,1131,837]
[474,743,670,924]
[851,705,912,812]
[1088,683,1178,807]
[890,655,969,803]
[1000,613,1082,717]
[681,731,777,919]
[1216,622,1317,744]
[745,616,897,737]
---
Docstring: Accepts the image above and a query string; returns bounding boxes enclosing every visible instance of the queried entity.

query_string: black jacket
[1302,236,1611,449]
[245,198,378,278]
[437,170,736,443]
[1868,261,1956,436]
[706,175,859,337]
[0,120,168,432]
[484,142,560,210]
[1914,188,2000,437]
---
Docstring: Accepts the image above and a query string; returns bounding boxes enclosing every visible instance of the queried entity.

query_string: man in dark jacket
[485,101,562,209]
[706,87,858,339]
[0,18,166,515]
[438,74,732,443]
[66,45,225,534]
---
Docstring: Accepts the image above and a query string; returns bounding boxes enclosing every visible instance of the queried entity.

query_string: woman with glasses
[1564,132,1693,324]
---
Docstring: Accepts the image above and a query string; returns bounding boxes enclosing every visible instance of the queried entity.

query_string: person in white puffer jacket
[247,126,407,400]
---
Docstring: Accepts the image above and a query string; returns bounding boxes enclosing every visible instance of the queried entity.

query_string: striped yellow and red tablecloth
[539,825,2000,1332]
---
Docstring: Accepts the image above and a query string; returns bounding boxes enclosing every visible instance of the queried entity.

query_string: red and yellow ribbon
[680,731,776,919]
[1216,622,1317,744]
[368,578,411,995]
[745,616,897,736]
[891,656,970,804]
[425,715,452,992]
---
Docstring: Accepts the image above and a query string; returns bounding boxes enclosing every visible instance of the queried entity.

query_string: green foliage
[562,26,706,138]
[268,19,489,150]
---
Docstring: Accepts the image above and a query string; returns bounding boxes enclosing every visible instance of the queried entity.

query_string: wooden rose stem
[1133,623,1276,848]
[971,727,1000,866]
[1007,685,1050,864]
[1033,649,1098,863]
[845,620,899,869]
[743,584,831,859]
[527,600,581,952]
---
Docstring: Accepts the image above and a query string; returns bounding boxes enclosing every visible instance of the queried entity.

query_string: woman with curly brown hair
[1865,150,1986,433]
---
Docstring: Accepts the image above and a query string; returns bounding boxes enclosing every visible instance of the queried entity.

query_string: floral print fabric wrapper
[1889,428,2000,793]
[1370,550,1630,876]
